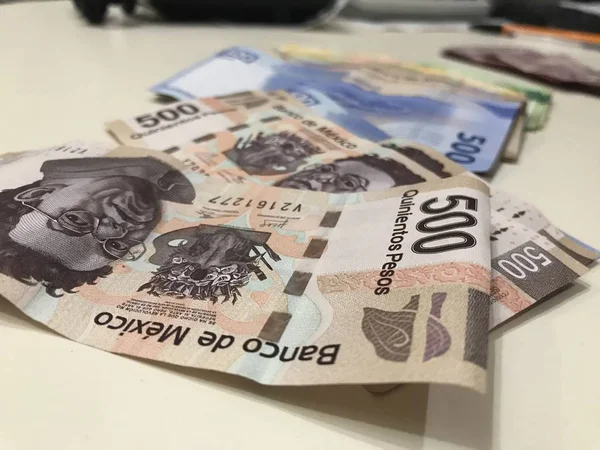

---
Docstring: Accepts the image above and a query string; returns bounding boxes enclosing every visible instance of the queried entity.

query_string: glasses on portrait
[14,189,146,261]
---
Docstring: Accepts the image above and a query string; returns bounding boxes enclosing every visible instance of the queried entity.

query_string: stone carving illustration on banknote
[138,225,281,304]
[0,156,194,295]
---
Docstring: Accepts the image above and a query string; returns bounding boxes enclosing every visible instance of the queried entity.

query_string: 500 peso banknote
[0,144,492,392]
[106,90,387,152]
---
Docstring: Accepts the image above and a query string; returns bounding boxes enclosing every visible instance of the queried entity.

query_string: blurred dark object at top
[341,0,490,21]
[72,0,338,25]
[493,0,600,34]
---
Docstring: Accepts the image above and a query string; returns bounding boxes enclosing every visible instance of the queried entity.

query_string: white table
[1,2,599,449]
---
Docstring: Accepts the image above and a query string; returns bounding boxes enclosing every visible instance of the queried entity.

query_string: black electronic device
[72,0,338,25]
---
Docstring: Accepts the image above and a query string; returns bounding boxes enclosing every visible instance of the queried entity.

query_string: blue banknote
[151,47,523,173]
[281,87,390,142]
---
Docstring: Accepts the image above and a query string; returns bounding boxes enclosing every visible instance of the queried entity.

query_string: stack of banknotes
[0,47,596,395]
[275,44,553,133]
[150,47,529,172]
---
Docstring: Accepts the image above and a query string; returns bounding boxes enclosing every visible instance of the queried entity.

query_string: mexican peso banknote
[0,144,493,391]
[149,47,523,173]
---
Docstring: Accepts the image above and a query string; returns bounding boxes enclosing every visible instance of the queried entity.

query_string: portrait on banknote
[273,154,425,193]
[223,131,323,175]
[0,156,195,296]
[138,224,281,305]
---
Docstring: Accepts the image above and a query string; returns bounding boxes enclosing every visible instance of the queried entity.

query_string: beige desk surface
[1,2,599,449]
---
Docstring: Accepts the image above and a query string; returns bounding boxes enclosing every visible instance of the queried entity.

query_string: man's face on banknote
[9,175,160,272]
[0,156,195,296]
[226,131,322,175]
[275,155,424,193]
